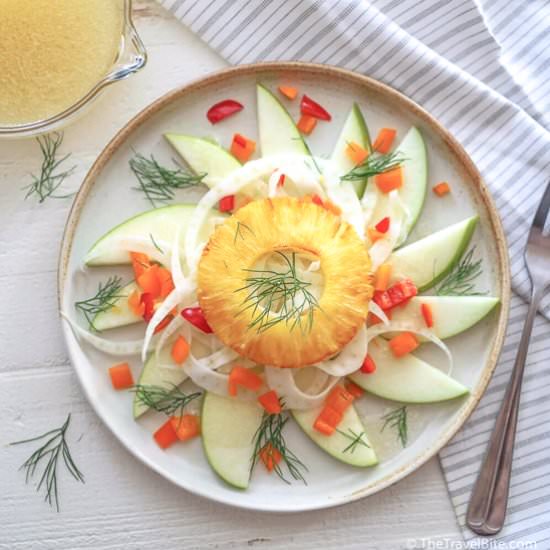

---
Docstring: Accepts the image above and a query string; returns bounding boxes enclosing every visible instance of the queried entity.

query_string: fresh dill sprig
[130,384,202,417]
[149,233,164,254]
[74,276,125,331]
[24,132,76,203]
[340,151,405,182]
[437,247,484,296]
[236,251,320,334]
[233,221,255,244]
[337,428,370,454]
[10,414,84,511]
[129,152,206,206]
[251,410,307,484]
[381,406,408,448]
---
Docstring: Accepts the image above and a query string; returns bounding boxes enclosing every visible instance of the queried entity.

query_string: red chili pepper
[181,307,213,333]
[233,133,247,148]
[311,194,324,206]
[375,217,390,234]
[219,195,235,212]
[373,279,418,311]
[140,292,155,322]
[206,99,243,124]
[361,354,376,374]
[300,94,332,121]
[277,174,285,188]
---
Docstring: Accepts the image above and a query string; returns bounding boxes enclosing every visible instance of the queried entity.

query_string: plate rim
[57,61,511,512]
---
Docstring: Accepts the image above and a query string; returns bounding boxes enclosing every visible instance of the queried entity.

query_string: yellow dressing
[0,0,124,126]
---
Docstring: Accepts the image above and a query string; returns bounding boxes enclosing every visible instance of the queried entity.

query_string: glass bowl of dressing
[0,0,147,139]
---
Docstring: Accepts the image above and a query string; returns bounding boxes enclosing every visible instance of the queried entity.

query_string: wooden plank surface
[0,2,462,548]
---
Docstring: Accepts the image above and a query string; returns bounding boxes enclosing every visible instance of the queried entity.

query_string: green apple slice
[201,392,263,489]
[370,126,428,242]
[389,296,499,339]
[292,405,378,467]
[133,349,186,418]
[330,103,371,197]
[349,338,469,403]
[92,281,142,331]
[164,134,241,188]
[257,84,308,157]
[85,204,223,266]
[389,216,478,292]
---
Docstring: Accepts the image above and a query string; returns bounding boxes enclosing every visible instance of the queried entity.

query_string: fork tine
[531,179,550,231]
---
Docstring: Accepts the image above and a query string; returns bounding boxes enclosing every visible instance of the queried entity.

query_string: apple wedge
[349,338,469,403]
[292,405,378,467]
[369,126,428,243]
[389,216,478,292]
[92,281,142,332]
[257,84,308,157]
[164,134,241,188]
[388,296,499,339]
[133,349,187,418]
[201,392,263,489]
[331,103,371,197]
[84,204,223,266]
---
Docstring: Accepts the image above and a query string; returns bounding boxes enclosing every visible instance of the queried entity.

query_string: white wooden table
[0,3,463,548]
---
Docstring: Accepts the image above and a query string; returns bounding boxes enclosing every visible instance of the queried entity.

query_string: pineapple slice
[197,197,372,368]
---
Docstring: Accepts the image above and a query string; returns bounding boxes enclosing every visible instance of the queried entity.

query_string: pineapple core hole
[248,250,324,316]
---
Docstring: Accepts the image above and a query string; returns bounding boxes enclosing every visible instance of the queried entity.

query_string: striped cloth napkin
[159,0,550,545]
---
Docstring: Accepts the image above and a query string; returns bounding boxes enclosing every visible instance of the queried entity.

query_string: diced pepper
[375,217,390,234]
[313,406,342,435]
[278,85,298,100]
[137,264,161,298]
[128,289,145,317]
[372,128,396,154]
[389,332,419,357]
[373,279,418,311]
[140,292,155,322]
[325,385,354,414]
[109,362,134,390]
[259,443,282,472]
[130,251,151,280]
[297,114,317,135]
[171,335,190,364]
[206,99,243,124]
[360,354,376,374]
[230,133,256,163]
[374,263,392,292]
[228,366,263,396]
[258,390,282,415]
[219,195,235,212]
[277,174,286,188]
[181,307,213,333]
[433,182,451,196]
[300,94,332,121]
[368,227,385,243]
[311,194,324,206]
[421,303,434,328]
[157,267,175,299]
[153,419,179,449]
[170,414,200,441]
[346,141,369,166]
[345,381,365,398]
[154,314,173,334]
[375,167,403,193]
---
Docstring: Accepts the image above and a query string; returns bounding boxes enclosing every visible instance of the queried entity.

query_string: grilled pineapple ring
[197,197,373,368]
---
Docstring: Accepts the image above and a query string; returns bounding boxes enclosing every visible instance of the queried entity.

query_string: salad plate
[58,62,510,512]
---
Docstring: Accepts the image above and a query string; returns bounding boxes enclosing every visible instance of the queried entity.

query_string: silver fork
[466,180,550,535]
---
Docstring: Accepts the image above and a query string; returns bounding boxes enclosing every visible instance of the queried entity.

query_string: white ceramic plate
[58,63,509,512]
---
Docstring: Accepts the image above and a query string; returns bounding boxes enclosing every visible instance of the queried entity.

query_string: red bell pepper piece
[219,195,235,212]
[373,279,418,311]
[375,217,390,234]
[300,94,332,121]
[181,307,213,333]
[206,99,243,124]
[140,292,155,322]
